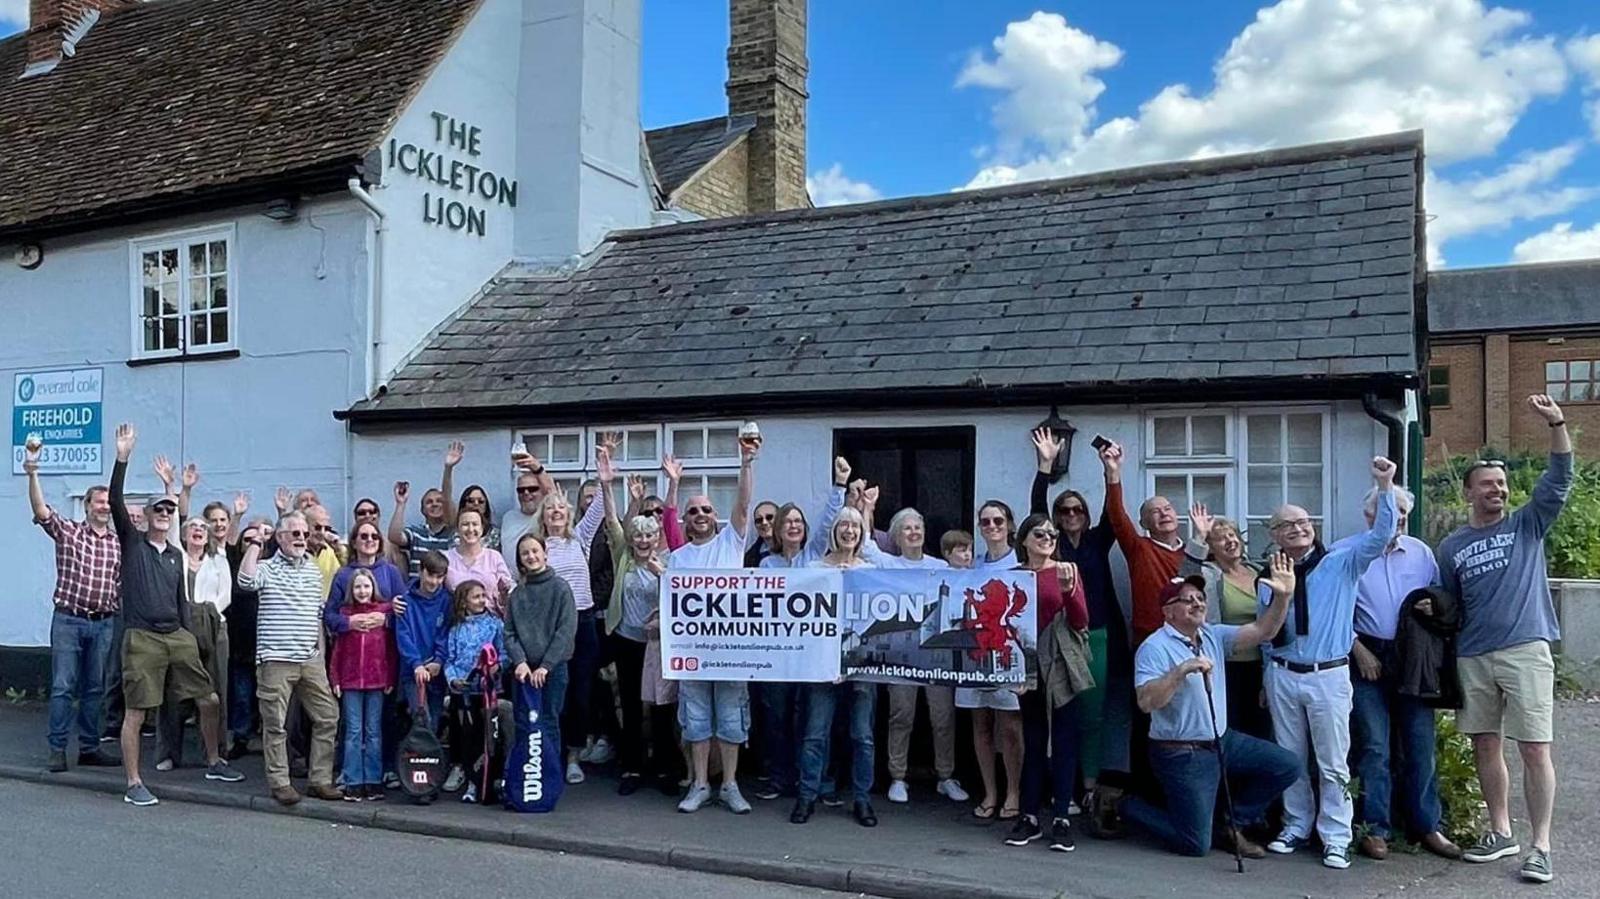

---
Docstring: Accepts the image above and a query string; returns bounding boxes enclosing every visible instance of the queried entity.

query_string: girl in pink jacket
[330,569,397,800]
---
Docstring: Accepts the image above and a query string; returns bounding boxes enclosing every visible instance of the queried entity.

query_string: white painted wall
[0,197,371,645]
[371,0,521,383]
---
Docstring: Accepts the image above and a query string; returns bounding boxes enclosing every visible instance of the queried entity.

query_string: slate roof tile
[349,133,1425,419]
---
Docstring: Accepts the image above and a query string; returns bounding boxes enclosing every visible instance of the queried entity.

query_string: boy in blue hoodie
[395,551,451,734]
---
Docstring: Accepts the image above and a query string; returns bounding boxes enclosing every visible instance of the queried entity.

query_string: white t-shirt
[668,524,746,569]
[500,507,538,569]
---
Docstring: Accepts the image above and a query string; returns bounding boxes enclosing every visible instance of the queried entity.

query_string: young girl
[329,569,396,801]
[503,533,577,782]
[443,579,506,803]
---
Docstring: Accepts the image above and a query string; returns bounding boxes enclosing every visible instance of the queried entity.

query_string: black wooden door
[831,426,975,559]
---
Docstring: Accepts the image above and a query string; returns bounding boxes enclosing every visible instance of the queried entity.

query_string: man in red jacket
[1100,441,1188,647]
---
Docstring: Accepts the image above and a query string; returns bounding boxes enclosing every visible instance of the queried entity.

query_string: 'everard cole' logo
[17,377,33,403]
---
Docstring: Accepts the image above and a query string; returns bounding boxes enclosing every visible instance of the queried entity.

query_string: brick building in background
[1425,259,1600,463]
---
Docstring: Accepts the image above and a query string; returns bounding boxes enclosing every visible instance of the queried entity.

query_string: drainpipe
[347,177,385,397]
[1362,391,1407,486]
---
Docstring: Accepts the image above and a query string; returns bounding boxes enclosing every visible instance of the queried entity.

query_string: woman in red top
[329,569,396,800]
[1004,512,1088,854]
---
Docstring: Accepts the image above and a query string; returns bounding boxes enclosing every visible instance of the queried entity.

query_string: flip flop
[972,802,997,820]
[999,804,1021,821]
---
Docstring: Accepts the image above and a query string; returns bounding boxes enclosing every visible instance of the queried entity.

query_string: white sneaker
[566,760,586,784]
[678,783,713,813]
[586,737,616,765]
[461,783,478,804]
[154,758,174,772]
[575,738,596,763]
[443,765,465,792]
[720,782,752,814]
[887,780,910,803]
[936,778,970,802]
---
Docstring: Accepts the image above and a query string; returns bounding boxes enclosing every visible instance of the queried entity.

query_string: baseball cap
[145,495,179,513]
[1158,574,1207,605]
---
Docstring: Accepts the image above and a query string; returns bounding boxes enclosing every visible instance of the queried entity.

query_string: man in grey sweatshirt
[1437,394,1572,884]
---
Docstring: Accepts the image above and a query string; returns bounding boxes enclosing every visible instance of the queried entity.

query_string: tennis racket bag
[503,679,563,813]
[396,684,447,803]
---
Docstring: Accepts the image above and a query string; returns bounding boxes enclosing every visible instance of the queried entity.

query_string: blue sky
[5,1,1598,267]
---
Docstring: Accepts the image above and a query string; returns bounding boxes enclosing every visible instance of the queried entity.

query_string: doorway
[831,426,975,559]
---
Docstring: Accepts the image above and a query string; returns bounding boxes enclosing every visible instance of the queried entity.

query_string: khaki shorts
[122,628,215,711]
[1458,640,1554,743]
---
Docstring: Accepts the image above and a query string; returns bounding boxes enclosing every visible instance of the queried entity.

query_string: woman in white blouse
[155,515,234,771]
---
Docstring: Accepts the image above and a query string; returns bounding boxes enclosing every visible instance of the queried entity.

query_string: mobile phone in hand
[1091,434,1113,452]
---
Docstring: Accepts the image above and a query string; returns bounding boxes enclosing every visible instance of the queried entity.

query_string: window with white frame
[1144,408,1328,554]
[130,227,235,359]
[669,422,743,522]
[515,428,588,501]
[588,425,664,499]
[1243,412,1327,553]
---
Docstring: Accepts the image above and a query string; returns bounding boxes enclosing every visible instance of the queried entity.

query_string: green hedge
[1421,451,1600,579]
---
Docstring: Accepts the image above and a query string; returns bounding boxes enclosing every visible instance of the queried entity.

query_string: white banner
[660,568,841,683]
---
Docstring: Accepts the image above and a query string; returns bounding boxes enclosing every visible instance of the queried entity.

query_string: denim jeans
[340,689,385,787]
[760,682,801,793]
[798,682,875,804]
[1020,688,1080,819]
[47,611,115,753]
[1351,662,1442,838]
[228,658,257,741]
[1120,730,1300,857]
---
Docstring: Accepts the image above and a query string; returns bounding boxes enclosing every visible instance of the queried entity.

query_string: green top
[1220,578,1260,662]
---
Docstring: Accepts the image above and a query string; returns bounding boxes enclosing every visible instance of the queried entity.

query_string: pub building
[0,0,1427,660]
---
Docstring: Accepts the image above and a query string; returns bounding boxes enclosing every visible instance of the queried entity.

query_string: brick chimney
[25,0,137,72]
[726,0,808,212]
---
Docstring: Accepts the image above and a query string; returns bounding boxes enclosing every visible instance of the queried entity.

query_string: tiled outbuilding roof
[644,114,757,197]
[1428,259,1600,335]
[0,0,479,237]
[347,132,1427,424]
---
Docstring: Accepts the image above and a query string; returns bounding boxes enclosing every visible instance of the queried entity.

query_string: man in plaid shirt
[26,445,121,773]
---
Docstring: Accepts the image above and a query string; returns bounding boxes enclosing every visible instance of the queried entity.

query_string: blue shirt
[757,487,844,570]
[1259,489,1396,665]
[1135,622,1240,741]
[1341,533,1438,640]
[1438,452,1572,657]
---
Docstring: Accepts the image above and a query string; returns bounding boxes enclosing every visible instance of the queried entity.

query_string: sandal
[999,804,1021,821]
[972,802,997,820]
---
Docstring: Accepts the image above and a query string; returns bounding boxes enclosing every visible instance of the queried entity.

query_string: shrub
[1422,451,1600,579]
[1434,712,1484,845]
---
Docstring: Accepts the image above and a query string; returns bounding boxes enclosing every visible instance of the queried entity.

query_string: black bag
[396,684,446,803]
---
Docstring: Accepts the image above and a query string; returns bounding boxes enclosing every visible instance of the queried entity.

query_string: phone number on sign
[15,445,100,465]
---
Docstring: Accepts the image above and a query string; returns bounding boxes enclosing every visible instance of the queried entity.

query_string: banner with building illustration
[661,568,1036,686]
[839,568,1037,687]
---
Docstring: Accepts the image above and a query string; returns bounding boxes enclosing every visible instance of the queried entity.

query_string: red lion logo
[960,578,1026,668]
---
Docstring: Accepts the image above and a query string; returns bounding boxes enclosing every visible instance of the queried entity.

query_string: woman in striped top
[534,438,609,781]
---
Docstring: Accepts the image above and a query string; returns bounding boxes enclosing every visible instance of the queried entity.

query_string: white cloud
[1426,144,1598,265]
[1511,221,1600,262]
[955,12,1123,157]
[806,164,882,207]
[0,0,26,30]
[1569,35,1600,140]
[958,0,1579,261]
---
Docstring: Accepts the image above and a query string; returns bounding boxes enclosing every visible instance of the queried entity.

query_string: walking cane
[1195,640,1245,874]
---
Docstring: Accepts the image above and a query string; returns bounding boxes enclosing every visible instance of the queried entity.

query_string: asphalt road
[0,779,855,899]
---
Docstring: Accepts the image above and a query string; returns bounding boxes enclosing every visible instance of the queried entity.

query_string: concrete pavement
[1,700,1595,898]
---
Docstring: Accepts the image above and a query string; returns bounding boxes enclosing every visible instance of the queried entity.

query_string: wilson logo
[521,730,544,803]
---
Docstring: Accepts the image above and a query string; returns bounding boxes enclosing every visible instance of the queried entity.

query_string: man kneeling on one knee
[1119,556,1298,859]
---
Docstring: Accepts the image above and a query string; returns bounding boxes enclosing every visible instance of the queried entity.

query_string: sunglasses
[1271,518,1313,532]
[315,524,337,533]
[755,514,776,523]
[356,532,381,541]
[282,529,309,539]
[150,505,176,514]
[1163,594,1207,608]
[516,486,542,495]
[640,507,664,518]
[686,505,714,516]
[1029,528,1059,540]
[979,516,1007,527]
[1058,506,1086,517]
[1473,459,1506,469]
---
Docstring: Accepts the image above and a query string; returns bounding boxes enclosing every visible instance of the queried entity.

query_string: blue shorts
[677,680,750,744]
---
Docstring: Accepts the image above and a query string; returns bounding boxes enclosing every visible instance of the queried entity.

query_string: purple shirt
[1348,533,1438,640]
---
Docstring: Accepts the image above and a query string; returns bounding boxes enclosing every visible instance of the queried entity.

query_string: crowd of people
[27,394,1573,883]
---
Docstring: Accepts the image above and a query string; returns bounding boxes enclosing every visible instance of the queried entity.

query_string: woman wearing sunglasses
[324,521,409,636]
[959,497,1025,822]
[1004,513,1088,854]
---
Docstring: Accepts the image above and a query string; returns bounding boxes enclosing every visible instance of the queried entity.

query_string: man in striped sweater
[238,512,342,805]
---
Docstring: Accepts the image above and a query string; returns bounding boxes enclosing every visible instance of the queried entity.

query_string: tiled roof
[1428,259,1600,335]
[645,114,757,197]
[347,132,1426,424]
[0,0,479,236]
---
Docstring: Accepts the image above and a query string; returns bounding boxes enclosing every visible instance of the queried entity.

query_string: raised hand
[152,455,176,488]
[1099,440,1123,476]
[1370,456,1396,489]
[22,444,40,475]
[1190,503,1214,541]
[596,443,615,483]
[833,456,851,487]
[393,480,410,505]
[274,486,292,515]
[232,491,250,517]
[862,484,881,508]
[444,440,465,468]
[661,454,683,483]
[510,449,544,472]
[1527,393,1564,424]
[627,474,646,502]
[181,462,199,489]
[1032,426,1064,468]
[114,423,136,462]
[597,431,622,456]
[1262,551,1296,597]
